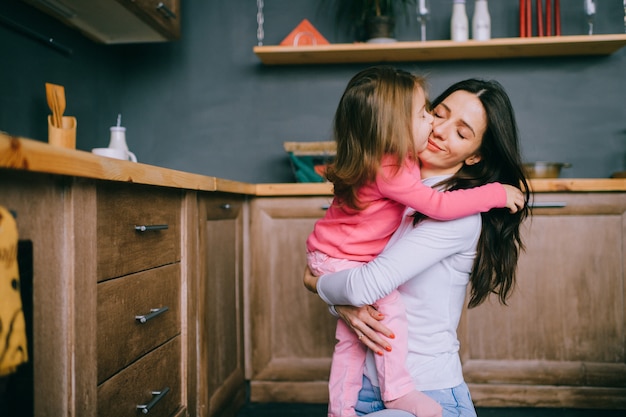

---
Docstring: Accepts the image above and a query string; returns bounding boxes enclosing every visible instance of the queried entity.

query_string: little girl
[307,67,524,417]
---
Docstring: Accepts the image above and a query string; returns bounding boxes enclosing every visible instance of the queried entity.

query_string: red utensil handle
[526,0,533,36]
[536,0,544,36]
[555,0,561,35]
[546,0,552,36]
[520,0,526,37]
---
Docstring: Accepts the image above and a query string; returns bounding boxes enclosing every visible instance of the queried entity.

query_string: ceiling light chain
[257,0,265,46]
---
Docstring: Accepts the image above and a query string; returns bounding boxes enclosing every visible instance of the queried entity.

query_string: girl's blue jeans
[355,375,477,417]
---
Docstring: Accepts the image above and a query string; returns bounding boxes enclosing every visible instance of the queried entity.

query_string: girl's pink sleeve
[377,162,507,220]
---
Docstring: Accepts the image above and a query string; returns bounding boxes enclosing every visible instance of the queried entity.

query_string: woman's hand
[304,266,394,354]
[335,305,394,355]
[303,265,319,293]
[502,184,525,213]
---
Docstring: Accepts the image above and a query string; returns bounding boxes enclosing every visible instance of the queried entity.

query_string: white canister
[451,0,469,42]
[472,0,491,40]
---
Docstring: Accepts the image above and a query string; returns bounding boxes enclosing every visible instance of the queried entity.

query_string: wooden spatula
[45,83,65,127]
[45,83,58,127]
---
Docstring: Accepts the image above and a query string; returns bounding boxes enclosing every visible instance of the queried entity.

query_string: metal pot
[523,162,571,179]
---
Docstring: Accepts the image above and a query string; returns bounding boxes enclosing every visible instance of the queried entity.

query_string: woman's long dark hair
[415,79,531,308]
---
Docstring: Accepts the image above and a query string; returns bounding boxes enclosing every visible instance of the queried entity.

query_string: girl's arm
[378,161,523,219]
[316,213,481,306]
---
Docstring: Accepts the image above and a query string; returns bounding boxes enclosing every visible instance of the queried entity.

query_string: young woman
[306,68,524,417]
[305,78,531,417]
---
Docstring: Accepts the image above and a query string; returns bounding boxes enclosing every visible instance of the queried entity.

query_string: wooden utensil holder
[48,115,76,149]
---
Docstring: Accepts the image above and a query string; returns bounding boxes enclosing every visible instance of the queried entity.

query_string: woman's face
[419,90,487,177]
[411,86,434,153]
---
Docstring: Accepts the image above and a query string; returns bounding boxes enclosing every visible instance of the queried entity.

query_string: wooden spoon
[45,83,66,127]
[55,86,66,127]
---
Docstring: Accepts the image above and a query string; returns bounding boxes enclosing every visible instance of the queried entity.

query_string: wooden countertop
[1,134,625,195]
[255,179,626,195]
[0,134,256,194]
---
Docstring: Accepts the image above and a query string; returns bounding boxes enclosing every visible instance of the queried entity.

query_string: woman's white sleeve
[316,215,479,306]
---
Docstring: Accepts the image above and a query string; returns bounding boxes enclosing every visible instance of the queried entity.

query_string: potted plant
[319,0,416,43]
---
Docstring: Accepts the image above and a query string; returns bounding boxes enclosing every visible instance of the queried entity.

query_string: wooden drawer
[97,264,180,383]
[98,337,182,417]
[97,183,181,281]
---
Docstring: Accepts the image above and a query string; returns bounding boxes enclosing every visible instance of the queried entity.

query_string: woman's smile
[425,138,443,153]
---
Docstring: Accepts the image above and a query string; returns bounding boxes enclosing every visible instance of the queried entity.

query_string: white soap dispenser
[472,0,491,40]
[451,0,469,42]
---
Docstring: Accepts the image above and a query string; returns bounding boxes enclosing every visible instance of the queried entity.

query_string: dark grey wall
[1,0,123,148]
[2,0,625,183]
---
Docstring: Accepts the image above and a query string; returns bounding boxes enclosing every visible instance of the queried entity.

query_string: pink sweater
[306,156,506,262]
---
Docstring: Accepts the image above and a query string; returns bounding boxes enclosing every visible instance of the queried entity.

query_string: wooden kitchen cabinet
[3,134,625,413]
[248,196,338,403]
[0,170,200,417]
[21,0,181,44]
[248,193,626,408]
[193,193,247,417]
[460,192,626,408]
[95,182,185,417]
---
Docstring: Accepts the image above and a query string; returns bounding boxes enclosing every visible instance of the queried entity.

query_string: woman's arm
[316,214,481,307]
[304,267,394,353]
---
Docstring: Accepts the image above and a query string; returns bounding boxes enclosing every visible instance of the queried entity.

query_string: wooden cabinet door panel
[249,197,337,402]
[460,193,626,408]
[197,194,246,417]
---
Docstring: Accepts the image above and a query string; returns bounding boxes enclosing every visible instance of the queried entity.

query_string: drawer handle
[221,203,231,210]
[156,2,176,19]
[137,386,170,414]
[529,202,567,209]
[135,307,169,323]
[135,224,169,232]
[321,204,330,210]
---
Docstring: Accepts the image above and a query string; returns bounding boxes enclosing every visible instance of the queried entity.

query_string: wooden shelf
[254,34,626,65]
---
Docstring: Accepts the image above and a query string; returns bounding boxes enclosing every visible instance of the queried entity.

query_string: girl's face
[419,90,487,177]
[411,86,434,153]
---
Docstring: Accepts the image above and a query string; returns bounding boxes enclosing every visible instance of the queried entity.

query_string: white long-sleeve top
[316,176,481,391]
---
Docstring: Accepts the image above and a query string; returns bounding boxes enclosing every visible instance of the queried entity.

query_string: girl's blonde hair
[325,66,427,210]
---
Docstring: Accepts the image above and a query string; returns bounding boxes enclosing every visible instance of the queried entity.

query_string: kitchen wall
[1,0,625,183]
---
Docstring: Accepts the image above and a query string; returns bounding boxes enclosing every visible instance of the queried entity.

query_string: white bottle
[451,0,469,42]
[472,0,491,40]
[107,114,137,162]
[108,126,128,152]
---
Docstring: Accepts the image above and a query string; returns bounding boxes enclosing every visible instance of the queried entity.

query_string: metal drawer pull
[221,203,231,210]
[321,204,330,210]
[135,224,169,232]
[529,202,567,209]
[137,387,170,414]
[156,2,176,19]
[135,307,169,323]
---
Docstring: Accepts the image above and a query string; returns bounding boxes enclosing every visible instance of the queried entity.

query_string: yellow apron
[0,206,28,376]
